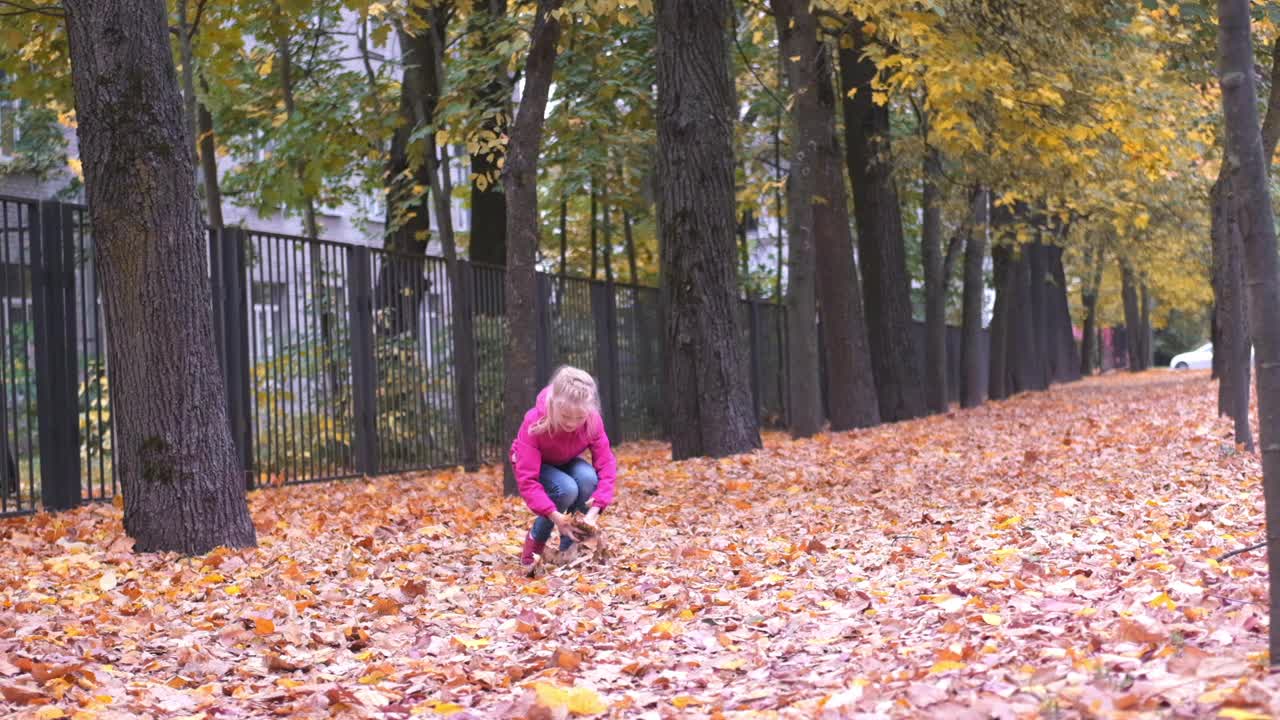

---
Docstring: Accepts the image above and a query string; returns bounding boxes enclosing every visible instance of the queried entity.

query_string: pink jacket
[510,387,617,516]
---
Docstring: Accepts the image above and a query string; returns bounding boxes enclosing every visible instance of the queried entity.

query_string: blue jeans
[529,458,599,550]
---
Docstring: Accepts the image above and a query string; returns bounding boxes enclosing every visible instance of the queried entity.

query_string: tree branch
[0,1,64,18]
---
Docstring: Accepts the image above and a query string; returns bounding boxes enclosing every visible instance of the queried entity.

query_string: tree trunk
[196,83,223,228]
[559,196,569,279]
[1080,241,1104,377]
[63,0,256,554]
[655,0,761,459]
[839,22,926,422]
[419,9,479,471]
[467,0,511,269]
[922,143,947,413]
[1122,263,1142,372]
[625,210,638,285]
[1217,0,1280,661]
[590,183,599,280]
[1027,237,1050,389]
[812,44,878,430]
[988,243,1011,400]
[602,172,614,284]
[502,0,562,494]
[737,211,751,293]
[773,0,823,439]
[376,15,442,335]
[1140,282,1154,370]
[1008,245,1043,393]
[960,188,988,408]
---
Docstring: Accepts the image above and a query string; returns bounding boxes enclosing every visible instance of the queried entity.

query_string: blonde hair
[530,366,601,436]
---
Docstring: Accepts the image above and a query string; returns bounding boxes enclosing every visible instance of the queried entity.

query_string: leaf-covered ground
[2,372,1279,719]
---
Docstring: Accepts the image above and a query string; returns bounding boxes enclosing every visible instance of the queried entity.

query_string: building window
[251,280,288,357]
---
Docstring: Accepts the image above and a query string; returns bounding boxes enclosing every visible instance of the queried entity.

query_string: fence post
[454,261,479,471]
[535,273,552,385]
[31,201,80,511]
[215,227,253,489]
[748,300,763,424]
[347,246,378,476]
[590,282,621,435]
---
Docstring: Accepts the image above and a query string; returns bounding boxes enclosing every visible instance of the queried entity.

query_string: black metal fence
[0,195,988,518]
[0,197,790,516]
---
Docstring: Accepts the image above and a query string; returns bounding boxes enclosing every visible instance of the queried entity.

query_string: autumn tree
[61,0,256,553]
[656,0,761,459]
[839,20,926,423]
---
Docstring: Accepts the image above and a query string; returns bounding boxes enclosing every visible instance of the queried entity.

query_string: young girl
[510,365,617,566]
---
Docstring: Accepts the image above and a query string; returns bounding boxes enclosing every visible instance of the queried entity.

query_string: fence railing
[0,197,796,516]
[0,195,991,518]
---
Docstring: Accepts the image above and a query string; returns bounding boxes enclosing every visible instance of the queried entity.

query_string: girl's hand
[583,507,600,527]
[551,512,582,541]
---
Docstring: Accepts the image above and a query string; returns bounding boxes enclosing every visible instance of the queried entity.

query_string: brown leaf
[0,683,46,704]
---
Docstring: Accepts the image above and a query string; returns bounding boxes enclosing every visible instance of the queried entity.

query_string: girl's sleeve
[588,419,617,509]
[512,422,555,516]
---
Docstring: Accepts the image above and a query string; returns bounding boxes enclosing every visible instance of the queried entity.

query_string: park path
[1,371,1276,719]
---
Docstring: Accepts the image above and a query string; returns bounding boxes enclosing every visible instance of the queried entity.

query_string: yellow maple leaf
[929,660,967,674]
[1148,592,1176,611]
[532,683,608,716]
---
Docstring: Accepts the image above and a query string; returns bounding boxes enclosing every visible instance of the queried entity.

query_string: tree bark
[1122,262,1142,372]
[960,188,988,408]
[468,0,512,269]
[1046,243,1081,383]
[1080,240,1104,377]
[63,0,256,554]
[1027,236,1050,389]
[922,143,947,413]
[655,0,761,459]
[1216,0,1280,661]
[196,83,223,228]
[602,172,614,284]
[624,210,638,284]
[589,183,599,280]
[1139,282,1153,370]
[376,14,442,336]
[559,196,569,279]
[773,0,823,439]
[1008,244,1043,393]
[812,44,878,430]
[502,0,562,493]
[988,242,1012,401]
[839,22,926,422]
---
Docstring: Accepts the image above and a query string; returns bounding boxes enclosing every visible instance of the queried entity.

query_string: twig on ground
[1216,540,1267,563]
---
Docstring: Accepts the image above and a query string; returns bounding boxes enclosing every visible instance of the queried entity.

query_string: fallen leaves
[0,372,1276,718]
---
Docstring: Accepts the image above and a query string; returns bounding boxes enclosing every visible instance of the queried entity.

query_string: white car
[1170,342,1213,370]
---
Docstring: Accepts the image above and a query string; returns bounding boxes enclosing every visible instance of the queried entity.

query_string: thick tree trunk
[773,0,823,439]
[960,188,988,408]
[468,0,511,269]
[655,0,761,458]
[1122,263,1142,372]
[737,211,751,292]
[839,23,926,422]
[502,0,562,493]
[63,0,256,553]
[812,44,878,430]
[922,145,947,413]
[1046,244,1080,383]
[1217,0,1280,661]
[1080,241,1104,377]
[1008,245,1043,393]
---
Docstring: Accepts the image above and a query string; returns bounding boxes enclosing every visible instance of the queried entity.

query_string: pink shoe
[521,534,546,566]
